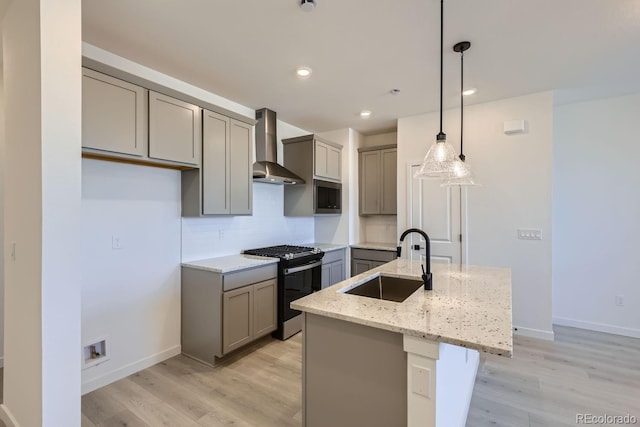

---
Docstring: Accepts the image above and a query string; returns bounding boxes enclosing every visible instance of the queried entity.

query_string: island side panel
[303,313,407,427]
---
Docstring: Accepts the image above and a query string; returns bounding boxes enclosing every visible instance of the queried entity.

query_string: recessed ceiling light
[296,67,312,78]
[462,88,477,96]
[360,110,372,118]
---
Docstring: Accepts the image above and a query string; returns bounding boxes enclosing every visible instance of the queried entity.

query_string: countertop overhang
[292,259,513,357]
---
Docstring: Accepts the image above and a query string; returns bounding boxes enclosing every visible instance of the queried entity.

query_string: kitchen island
[291,258,512,427]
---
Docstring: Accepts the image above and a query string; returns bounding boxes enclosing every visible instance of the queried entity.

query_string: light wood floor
[79,325,640,427]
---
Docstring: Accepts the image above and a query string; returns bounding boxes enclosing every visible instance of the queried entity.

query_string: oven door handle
[284,260,322,275]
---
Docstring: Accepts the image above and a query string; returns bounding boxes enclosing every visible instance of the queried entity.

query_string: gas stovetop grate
[244,245,322,260]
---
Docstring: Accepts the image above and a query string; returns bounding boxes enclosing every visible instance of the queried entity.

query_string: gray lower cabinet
[321,249,346,289]
[181,264,277,366]
[222,278,276,355]
[359,145,397,215]
[82,68,146,157]
[148,91,201,165]
[351,248,397,277]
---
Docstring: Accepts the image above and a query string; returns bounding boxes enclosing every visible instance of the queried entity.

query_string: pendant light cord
[459,48,465,161]
[437,0,446,141]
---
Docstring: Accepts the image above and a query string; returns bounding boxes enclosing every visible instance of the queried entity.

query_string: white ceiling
[82,0,640,135]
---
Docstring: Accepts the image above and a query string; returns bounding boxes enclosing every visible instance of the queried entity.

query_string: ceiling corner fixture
[296,66,312,78]
[442,41,481,187]
[462,88,477,96]
[414,0,458,179]
[360,110,372,118]
[300,0,317,12]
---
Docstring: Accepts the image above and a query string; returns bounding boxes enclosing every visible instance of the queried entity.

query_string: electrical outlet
[411,364,431,398]
[219,230,224,240]
[517,228,542,240]
[615,295,625,307]
[112,235,123,250]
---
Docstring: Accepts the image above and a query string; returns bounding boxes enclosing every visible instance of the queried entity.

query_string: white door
[406,163,465,265]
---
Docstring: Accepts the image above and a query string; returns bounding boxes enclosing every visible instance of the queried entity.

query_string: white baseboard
[513,326,555,341]
[553,316,640,339]
[81,345,181,395]
[0,404,19,427]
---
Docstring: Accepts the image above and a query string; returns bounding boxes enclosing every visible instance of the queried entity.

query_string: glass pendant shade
[414,138,458,179]
[441,159,481,187]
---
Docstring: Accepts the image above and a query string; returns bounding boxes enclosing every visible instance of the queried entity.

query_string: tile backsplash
[181,182,314,261]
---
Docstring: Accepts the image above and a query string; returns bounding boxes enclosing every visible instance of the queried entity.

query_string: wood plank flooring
[76,326,637,426]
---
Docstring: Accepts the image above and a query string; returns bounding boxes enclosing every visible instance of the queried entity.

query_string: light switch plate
[517,228,542,240]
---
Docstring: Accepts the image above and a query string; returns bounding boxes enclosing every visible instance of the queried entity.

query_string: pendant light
[414,0,458,179]
[442,41,481,187]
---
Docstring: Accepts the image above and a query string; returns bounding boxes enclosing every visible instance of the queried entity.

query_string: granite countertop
[312,243,348,253]
[351,242,397,251]
[292,258,513,356]
[181,254,279,274]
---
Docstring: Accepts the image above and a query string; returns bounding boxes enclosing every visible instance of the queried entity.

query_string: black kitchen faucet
[397,228,432,291]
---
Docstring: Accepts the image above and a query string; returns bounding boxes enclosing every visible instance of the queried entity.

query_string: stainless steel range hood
[253,108,305,185]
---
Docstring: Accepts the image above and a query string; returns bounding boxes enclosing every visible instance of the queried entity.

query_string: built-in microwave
[314,179,342,214]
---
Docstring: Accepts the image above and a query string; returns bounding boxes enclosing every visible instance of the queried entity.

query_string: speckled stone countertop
[292,258,513,356]
[351,242,397,251]
[311,243,348,253]
[182,254,279,274]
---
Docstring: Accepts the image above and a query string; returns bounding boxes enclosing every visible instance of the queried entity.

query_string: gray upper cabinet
[82,68,145,157]
[199,109,253,216]
[359,145,397,215]
[229,120,253,215]
[149,91,201,165]
[315,140,341,182]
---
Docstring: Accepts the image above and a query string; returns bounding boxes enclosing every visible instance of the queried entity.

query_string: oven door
[282,260,322,322]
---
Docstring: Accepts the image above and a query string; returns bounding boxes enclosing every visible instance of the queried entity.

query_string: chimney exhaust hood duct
[253,108,305,185]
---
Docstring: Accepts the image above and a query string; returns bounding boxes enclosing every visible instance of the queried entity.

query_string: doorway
[406,162,466,265]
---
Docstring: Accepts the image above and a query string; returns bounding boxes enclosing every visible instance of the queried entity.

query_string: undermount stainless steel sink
[342,275,424,302]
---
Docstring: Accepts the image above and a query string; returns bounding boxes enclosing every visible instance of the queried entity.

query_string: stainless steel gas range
[244,245,324,340]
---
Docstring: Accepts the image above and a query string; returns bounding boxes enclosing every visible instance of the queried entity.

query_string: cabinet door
[330,260,345,285]
[253,279,277,338]
[352,259,373,277]
[321,264,331,289]
[326,145,341,181]
[222,286,253,355]
[360,151,381,215]
[380,148,397,214]
[229,120,253,215]
[202,110,230,215]
[149,91,201,165]
[371,261,388,269]
[314,141,342,181]
[315,141,329,179]
[82,68,145,156]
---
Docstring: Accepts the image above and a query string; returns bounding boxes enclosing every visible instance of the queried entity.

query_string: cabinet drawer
[351,248,397,263]
[322,248,345,264]
[223,264,278,291]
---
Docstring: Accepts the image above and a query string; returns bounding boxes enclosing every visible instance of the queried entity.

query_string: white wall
[3,0,83,424]
[553,93,640,338]
[398,92,554,339]
[81,159,181,394]
[0,69,4,368]
[360,131,398,243]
